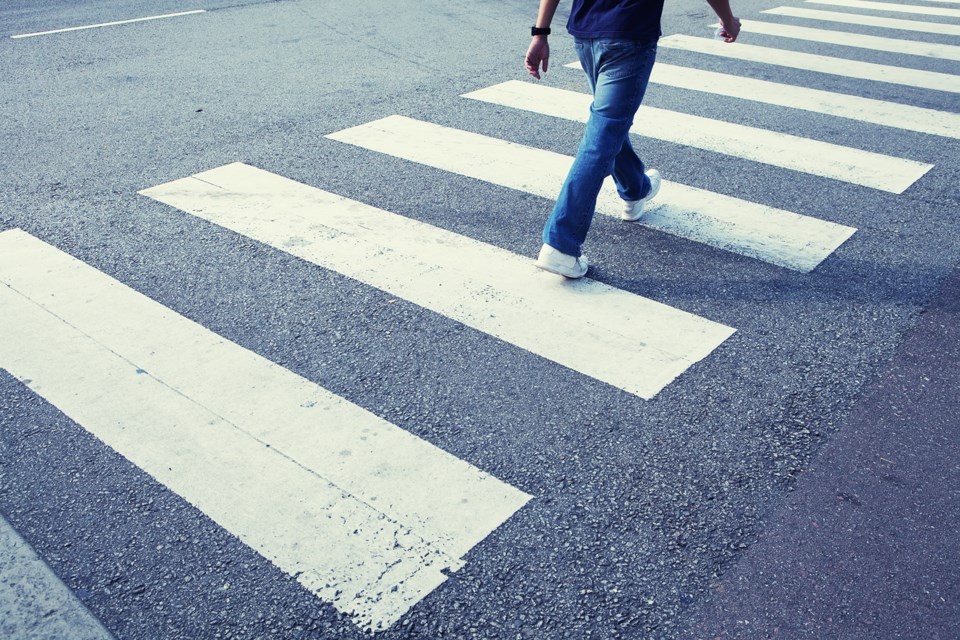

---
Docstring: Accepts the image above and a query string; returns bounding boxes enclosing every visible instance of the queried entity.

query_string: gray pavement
[680,265,960,639]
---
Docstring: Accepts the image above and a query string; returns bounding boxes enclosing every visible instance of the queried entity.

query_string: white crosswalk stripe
[642,63,960,139]
[763,6,960,36]
[732,19,960,60]
[0,228,531,632]
[326,115,857,272]
[659,34,960,93]
[140,162,737,400]
[805,0,960,17]
[466,79,932,192]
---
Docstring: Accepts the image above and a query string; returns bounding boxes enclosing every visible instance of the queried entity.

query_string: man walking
[525,0,741,278]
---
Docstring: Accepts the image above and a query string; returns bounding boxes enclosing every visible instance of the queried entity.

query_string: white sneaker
[536,244,588,279]
[621,169,661,221]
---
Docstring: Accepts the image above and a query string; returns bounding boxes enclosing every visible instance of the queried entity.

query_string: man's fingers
[524,54,548,80]
[720,17,742,43]
[525,57,541,79]
[524,40,550,80]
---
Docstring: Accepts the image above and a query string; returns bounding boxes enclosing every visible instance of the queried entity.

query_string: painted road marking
[326,116,856,272]
[0,228,531,632]
[10,10,205,39]
[465,80,932,193]
[730,19,960,60]
[763,7,960,37]
[805,0,960,18]
[141,162,736,399]
[639,63,960,139]
[658,35,960,94]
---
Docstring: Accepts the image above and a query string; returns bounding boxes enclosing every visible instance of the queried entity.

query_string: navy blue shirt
[566,0,665,41]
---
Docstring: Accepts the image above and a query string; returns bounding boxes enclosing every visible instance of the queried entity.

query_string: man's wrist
[531,26,551,36]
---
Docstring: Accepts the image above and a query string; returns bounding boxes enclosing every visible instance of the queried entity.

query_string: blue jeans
[542,37,658,257]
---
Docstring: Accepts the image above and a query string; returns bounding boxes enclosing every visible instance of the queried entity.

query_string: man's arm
[706,0,741,42]
[525,0,560,80]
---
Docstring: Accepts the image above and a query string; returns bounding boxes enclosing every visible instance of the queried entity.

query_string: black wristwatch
[531,26,551,36]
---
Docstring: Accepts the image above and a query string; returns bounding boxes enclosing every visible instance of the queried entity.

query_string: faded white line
[730,19,960,60]
[0,514,115,640]
[141,162,736,399]
[0,228,530,632]
[805,0,960,18]
[466,80,931,192]
[638,63,960,139]
[659,34,960,93]
[327,116,856,272]
[11,10,205,39]
[763,7,960,36]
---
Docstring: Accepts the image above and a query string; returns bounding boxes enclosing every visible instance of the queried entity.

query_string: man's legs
[541,38,658,258]
[612,136,648,202]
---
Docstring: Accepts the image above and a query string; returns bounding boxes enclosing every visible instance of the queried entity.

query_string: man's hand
[717,16,741,42]
[525,36,550,80]
[706,0,741,42]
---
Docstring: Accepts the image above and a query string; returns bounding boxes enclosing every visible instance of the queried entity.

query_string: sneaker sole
[535,260,588,279]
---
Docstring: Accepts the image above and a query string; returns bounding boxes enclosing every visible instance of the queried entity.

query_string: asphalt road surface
[1,0,958,638]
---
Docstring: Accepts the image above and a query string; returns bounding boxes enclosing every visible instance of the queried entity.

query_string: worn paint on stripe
[731,19,960,60]
[659,35,960,94]
[11,10,205,39]
[806,0,960,18]
[764,7,960,37]
[0,229,530,631]
[636,63,960,139]
[464,80,931,192]
[326,116,856,272]
[141,163,736,399]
